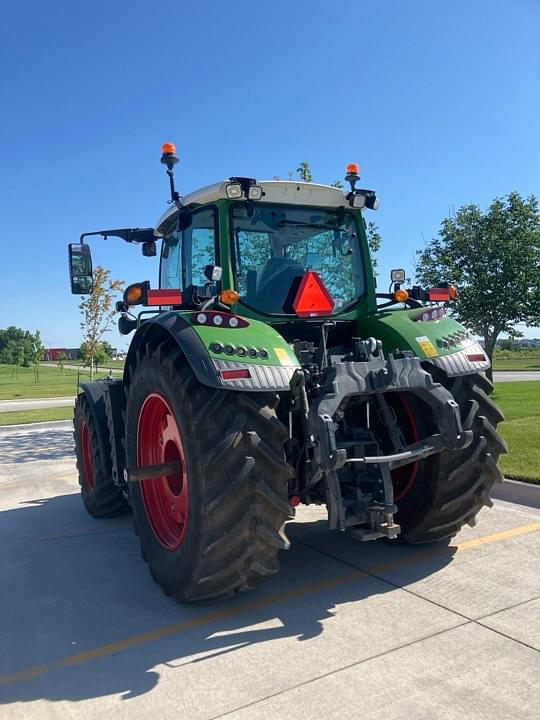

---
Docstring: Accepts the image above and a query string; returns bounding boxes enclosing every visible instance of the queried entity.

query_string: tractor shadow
[0,494,457,708]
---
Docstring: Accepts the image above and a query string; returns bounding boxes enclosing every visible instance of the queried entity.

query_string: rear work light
[191,311,250,328]
[221,369,251,380]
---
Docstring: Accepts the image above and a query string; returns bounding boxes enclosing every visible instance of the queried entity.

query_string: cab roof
[154,180,349,237]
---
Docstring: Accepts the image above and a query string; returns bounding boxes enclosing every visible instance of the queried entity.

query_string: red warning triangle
[292,271,335,317]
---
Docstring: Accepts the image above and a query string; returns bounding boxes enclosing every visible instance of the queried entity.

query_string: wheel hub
[80,420,95,489]
[137,393,189,550]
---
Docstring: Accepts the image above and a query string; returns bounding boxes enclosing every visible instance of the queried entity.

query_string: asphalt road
[0,421,538,718]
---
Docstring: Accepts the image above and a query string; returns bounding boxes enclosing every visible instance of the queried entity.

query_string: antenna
[160,142,180,206]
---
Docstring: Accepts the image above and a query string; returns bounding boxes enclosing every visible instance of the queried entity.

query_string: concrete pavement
[493,370,540,382]
[0,422,539,717]
[0,397,76,413]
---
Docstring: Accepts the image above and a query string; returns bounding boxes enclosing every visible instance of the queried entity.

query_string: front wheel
[125,341,294,602]
[392,372,507,543]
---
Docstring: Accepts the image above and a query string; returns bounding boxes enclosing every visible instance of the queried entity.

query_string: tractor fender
[123,311,298,392]
[77,380,111,448]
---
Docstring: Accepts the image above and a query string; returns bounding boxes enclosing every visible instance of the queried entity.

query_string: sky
[0,0,539,349]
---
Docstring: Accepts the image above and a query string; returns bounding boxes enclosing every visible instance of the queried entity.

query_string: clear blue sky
[1,0,539,349]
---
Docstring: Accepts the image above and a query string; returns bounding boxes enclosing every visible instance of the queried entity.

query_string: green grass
[493,380,540,483]
[0,364,94,400]
[492,349,540,371]
[0,406,73,426]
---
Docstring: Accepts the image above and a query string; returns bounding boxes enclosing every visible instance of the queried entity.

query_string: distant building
[44,348,79,361]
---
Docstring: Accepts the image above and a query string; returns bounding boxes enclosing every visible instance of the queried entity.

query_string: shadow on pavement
[0,428,74,464]
[0,493,456,706]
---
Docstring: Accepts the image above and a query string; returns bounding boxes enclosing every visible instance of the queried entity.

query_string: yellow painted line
[1,521,539,688]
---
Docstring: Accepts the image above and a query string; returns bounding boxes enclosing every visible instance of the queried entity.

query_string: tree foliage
[296,161,313,182]
[0,327,43,367]
[79,341,114,368]
[416,192,540,371]
[79,266,124,378]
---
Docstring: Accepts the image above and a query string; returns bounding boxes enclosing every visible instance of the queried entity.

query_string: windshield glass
[231,203,365,315]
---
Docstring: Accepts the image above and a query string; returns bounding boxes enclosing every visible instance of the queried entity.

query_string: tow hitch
[290,342,473,539]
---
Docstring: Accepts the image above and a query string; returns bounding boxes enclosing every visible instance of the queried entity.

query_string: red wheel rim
[81,420,95,489]
[137,393,189,550]
[391,394,420,502]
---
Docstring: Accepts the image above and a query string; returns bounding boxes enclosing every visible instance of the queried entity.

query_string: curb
[492,479,540,509]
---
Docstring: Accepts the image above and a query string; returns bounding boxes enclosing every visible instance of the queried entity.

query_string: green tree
[296,161,313,182]
[56,351,68,372]
[416,192,540,378]
[365,221,382,273]
[80,342,110,368]
[79,266,124,379]
[0,327,43,368]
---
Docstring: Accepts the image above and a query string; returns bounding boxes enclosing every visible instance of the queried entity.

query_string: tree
[101,340,115,358]
[0,327,43,368]
[79,341,110,369]
[297,161,313,182]
[30,330,44,381]
[79,266,124,379]
[56,351,68,372]
[365,221,382,273]
[416,192,540,377]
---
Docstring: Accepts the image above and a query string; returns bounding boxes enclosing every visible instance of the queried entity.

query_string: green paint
[181,312,300,367]
[360,307,471,359]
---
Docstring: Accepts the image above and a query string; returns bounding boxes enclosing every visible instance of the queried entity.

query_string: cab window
[161,207,218,290]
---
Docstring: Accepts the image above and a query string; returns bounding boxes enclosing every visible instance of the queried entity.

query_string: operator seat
[246,258,305,313]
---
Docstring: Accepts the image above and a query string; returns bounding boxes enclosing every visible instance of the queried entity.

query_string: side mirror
[142,240,156,257]
[390,268,406,284]
[68,243,93,294]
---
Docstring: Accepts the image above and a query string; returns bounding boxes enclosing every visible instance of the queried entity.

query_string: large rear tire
[125,340,293,602]
[73,394,127,518]
[394,372,507,543]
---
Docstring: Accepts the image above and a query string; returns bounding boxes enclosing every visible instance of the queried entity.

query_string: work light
[226,183,243,199]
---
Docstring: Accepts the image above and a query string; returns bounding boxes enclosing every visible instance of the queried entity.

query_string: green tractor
[68,144,506,602]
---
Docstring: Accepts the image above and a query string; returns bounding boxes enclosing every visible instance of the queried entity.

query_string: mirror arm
[80,228,156,244]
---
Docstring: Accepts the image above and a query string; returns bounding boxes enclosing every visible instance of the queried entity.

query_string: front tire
[395,372,507,543]
[125,341,293,602]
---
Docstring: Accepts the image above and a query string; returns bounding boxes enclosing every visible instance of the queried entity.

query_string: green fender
[124,310,300,392]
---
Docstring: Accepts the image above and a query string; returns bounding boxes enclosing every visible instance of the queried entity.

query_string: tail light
[221,369,251,380]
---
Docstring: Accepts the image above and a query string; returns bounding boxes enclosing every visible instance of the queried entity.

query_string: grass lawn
[0,364,95,400]
[493,380,540,483]
[0,406,73,426]
[492,349,540,371]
